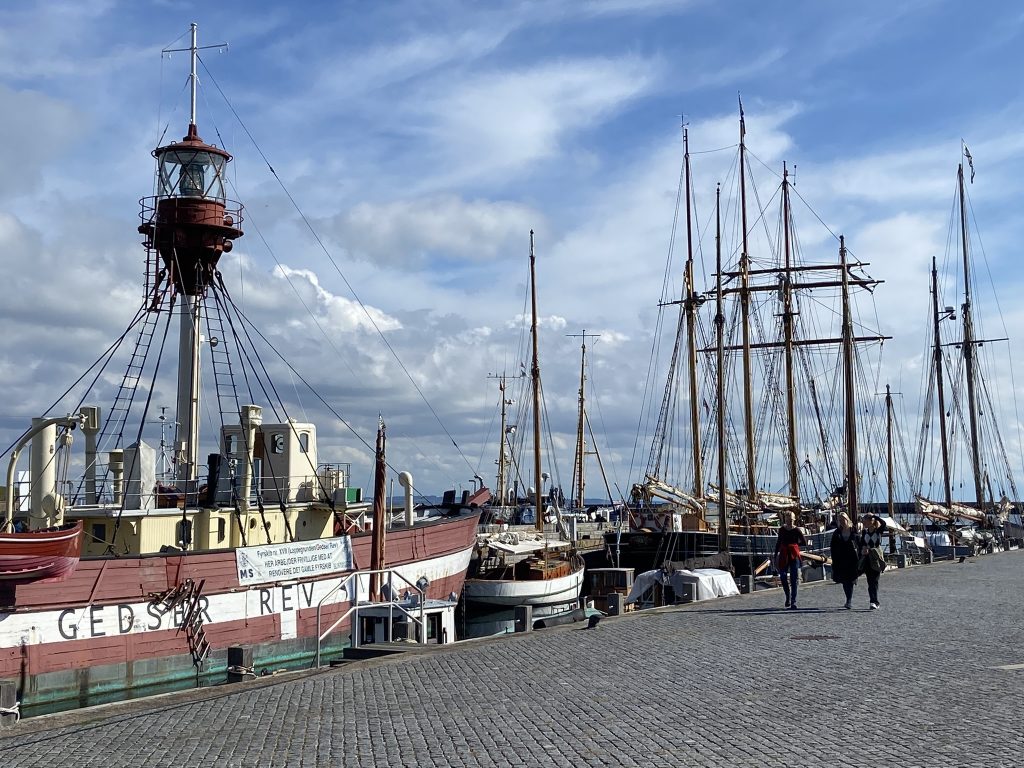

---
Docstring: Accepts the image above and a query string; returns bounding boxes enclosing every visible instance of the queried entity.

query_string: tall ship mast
[611,107,889,580]
[913,153,1020,546]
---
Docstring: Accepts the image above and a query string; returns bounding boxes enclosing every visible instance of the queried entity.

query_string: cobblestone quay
[2,551,1022,767]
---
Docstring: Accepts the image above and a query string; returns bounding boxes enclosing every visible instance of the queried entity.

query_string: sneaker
[844,600,852,610]
[788,603,798,610]
[869,603,878,610]
[784,599,791,608]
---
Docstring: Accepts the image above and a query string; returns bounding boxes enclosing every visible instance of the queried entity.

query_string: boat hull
[0,521,83,584]
[0,511,479,716]
[463,563,584,607]
[595,528,831,576]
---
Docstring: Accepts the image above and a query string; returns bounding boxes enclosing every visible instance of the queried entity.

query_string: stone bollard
[227,645,254,683]
[896,553,908,568]
[607,594,626,616]
[925,550,934,564]
[0,679,18,728]
[513,605,533,633]
[739,575,754,594]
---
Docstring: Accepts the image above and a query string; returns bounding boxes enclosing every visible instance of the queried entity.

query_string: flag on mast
[738,94,746,140]
[964,144,975,183]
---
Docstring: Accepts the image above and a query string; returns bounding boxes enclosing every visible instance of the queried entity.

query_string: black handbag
[867,546,886,573]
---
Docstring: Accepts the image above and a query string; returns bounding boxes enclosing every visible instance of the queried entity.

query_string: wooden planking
[8,511,478,611]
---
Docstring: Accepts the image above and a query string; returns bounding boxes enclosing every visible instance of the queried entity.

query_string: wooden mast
[529,231,545,533]
[958,164,985,508]
[715,185,729,553]
[931,256,954,512]
[370,417,387,599]
[738,98,757,507]
[839,236,859,523]
[496,376,509,506]
[683,128,704,499]
[573,331,588,509]
[781,163,800,503]
[885,384,895,521]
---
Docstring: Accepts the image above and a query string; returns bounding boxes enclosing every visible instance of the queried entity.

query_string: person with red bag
[775,511,807,609]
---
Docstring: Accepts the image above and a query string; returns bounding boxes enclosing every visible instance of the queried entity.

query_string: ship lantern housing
[139,123,243,297]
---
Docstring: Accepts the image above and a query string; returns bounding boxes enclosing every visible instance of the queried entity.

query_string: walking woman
[859,514,888,609]
[830,512,859,609]
[775,511,807,609]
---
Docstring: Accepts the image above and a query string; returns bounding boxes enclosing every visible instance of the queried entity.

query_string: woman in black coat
[830,512,859,609]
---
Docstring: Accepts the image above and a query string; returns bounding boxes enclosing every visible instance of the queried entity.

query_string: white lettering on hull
[0,548,470,648]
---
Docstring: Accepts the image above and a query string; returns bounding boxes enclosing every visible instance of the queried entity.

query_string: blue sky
[1,0,1023,505]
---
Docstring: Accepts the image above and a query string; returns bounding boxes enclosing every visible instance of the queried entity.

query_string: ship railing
[314,568,427,667]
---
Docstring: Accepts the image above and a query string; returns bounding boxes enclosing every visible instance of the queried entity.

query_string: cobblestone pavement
[2,551,1023,767]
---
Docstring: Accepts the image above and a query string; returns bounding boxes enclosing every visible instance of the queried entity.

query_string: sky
[2,0,1024,507]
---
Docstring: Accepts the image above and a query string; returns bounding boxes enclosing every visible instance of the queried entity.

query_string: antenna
[162,22,229,127]
[150,406,179,481]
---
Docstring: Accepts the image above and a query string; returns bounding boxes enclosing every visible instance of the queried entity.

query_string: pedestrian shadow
[680,606,841,616]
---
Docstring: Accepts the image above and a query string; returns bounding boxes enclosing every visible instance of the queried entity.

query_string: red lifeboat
[0,520,84,584]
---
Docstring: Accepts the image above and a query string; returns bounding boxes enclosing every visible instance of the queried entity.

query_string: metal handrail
[314,568,428,667]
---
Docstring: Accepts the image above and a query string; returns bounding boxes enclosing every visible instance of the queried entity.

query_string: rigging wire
[198,56,479,483]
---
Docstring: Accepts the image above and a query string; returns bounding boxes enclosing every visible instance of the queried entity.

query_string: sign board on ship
[235,536,354,586]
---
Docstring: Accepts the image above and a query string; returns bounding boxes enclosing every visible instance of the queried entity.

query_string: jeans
[780,560,800,604]
[865,569,880,604]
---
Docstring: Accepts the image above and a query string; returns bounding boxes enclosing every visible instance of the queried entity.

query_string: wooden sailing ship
[913,158,1020,552]
[466,233,584,609]
[608,104,888,577]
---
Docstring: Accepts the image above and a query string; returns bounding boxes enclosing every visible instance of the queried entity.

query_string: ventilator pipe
[4,415,80,530]
[80,406,101,504]
[109,450,124,506]
[30,419,59,527]
[238,405,263,518]
[399,471,414,527]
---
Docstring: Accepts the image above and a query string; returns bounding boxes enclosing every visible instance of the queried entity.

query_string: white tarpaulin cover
[483,534,570,556]
[626,567,740,604]
[872,515,909,533]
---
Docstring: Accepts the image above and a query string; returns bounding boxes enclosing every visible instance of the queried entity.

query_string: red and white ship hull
[0,511,478,715]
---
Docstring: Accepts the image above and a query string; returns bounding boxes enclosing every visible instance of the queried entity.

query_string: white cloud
[324,195,541,266]
[0,85,82,200]
[270,264,401,334]
[421,57,660,183]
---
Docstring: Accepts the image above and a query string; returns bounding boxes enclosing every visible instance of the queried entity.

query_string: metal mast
[188,22,198,125]
[146,23,239,491]
[958,164,985,508]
